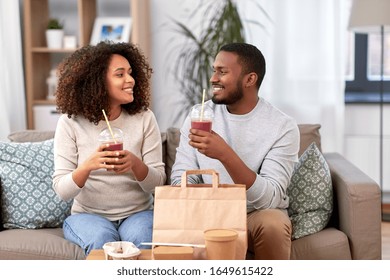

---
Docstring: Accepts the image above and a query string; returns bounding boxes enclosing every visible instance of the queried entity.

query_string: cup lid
[98,127,123,142]
[204,229,238,242]
[190,104,214,119]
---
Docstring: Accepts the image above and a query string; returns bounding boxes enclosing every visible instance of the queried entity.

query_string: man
[171,43,300,260]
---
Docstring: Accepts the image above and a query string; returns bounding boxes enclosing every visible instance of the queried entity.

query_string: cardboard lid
[153,246,194,255]
[204,229,238,242]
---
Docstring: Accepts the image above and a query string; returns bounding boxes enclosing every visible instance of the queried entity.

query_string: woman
[52,41,166,255]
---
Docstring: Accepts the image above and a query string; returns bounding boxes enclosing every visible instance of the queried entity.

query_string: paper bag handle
[181,169,219,189]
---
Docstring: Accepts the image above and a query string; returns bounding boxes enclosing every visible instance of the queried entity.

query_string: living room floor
[382,222,390,260]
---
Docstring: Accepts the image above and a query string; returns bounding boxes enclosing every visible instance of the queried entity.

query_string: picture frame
[90,17,132,45]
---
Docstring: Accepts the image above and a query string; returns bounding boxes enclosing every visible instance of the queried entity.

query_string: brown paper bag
[152,169,247,260]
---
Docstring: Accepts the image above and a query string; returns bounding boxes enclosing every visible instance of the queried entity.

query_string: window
[345,33,390,103]
[345,32,355,81]
[367,33,390,80]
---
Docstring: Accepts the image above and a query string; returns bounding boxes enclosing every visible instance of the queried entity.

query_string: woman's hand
[81,144,122,172]
[107,149,137,173]
[72,144,124,188]
[75,144,148,183]
[106,148,149,181]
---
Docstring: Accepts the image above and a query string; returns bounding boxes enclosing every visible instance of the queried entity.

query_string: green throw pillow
[287,142,333,240]
[0,139,72,229]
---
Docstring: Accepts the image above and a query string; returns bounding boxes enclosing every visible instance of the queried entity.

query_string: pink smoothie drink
[191,120,212,132]
[104,142,123,151]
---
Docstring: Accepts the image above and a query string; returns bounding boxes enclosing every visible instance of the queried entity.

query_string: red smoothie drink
[104,142,123,151]
[191,120,212,132]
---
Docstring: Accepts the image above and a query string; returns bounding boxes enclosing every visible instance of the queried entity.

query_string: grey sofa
[0,125,382,259]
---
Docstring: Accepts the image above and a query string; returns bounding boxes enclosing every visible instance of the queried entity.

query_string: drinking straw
[102,109,117,143]
[200,89,206,121]
[140,242,206,248]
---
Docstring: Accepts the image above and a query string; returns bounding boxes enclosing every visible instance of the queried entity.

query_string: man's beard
[211,82,244,105]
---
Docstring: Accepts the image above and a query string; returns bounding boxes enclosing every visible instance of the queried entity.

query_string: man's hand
[188,128,256,190]
[188,129,231,161]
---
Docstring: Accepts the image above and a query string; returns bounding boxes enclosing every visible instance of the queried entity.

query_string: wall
[344,104,390,202]
[149,0,192,131]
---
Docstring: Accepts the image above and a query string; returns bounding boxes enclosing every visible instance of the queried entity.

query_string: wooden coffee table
[86,249,152,260]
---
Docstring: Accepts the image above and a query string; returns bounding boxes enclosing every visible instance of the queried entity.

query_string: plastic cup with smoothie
[98,127,124,151]
[190,104,214,132]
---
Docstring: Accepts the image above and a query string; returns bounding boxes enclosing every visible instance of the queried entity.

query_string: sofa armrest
[324,152,382,260]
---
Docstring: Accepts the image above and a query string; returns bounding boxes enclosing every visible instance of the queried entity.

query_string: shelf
[32,47,78,53]
[33,99,56,105]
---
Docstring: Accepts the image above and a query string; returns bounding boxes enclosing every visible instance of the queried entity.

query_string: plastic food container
[102,241,141,260]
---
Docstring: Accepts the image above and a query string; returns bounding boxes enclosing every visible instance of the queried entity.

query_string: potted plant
[166,0,269,123]
[46,18,64,49]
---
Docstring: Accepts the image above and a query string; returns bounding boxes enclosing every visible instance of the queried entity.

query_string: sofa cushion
[290,227,351,260]
[287,142,333,240]
[298,124,321,157]
[165,127,181,184]
[0,139,72,229]
[0,228,85,260]
[8,130,55,143]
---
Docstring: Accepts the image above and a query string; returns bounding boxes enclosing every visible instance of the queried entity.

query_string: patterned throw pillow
[287,142,333,240]
[0,139,72,229]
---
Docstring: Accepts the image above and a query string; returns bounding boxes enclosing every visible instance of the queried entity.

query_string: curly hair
[56,41,152,124]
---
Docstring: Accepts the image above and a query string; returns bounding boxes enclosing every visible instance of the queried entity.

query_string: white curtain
[241,0,349,153]
[0,0,26,141]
